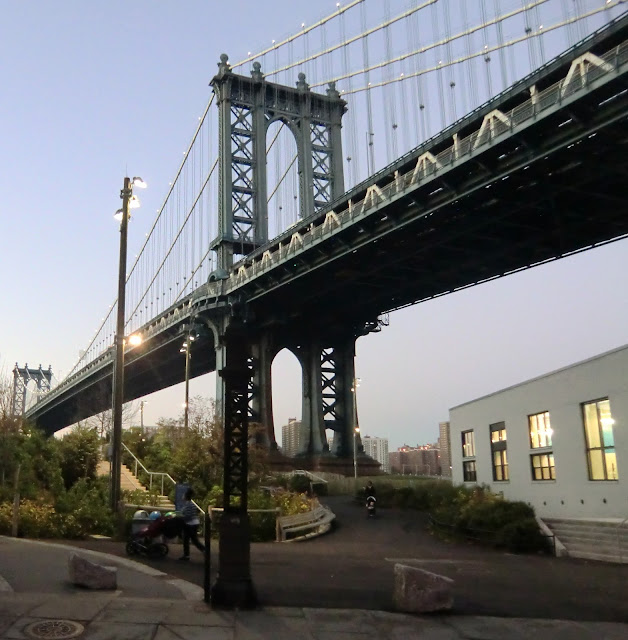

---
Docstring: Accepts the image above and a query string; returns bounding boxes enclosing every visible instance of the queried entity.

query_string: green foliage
[288,474,311,494]
[55,424,101,489]
[0,477,115,538]
[352,479,548,555]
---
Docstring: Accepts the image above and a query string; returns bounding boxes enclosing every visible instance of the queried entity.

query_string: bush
[495,518,551,553]
[0,477,116,539]
[288,474,311,494]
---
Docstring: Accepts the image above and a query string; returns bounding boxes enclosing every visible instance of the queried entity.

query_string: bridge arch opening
[271,348,302,458]
[266,118,300,240]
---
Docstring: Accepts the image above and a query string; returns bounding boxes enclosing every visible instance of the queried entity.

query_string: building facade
[390,445,440,476]
[281,418,308,458]
[438,421,452,477]
[449,345,628,519]
[362,435,390,473]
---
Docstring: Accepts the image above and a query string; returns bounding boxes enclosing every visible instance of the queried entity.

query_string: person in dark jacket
[179,488,205,560]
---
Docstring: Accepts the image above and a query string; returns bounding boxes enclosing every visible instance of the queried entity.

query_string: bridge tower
[209,54,346,271]
[208,56,350,607]
[12,364,53,417]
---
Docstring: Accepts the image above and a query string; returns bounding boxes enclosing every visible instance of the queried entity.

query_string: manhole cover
[24,620,84,639]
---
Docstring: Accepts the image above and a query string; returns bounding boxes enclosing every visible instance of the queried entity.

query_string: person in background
[179,487,205,561]
[365,480,376,497]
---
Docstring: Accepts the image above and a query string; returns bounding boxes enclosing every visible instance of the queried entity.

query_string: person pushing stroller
[179,488,206,561]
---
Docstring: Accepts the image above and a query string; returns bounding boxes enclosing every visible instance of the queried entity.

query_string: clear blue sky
[1,1,626,450]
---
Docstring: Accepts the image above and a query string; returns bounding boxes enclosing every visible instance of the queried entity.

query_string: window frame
[530,452,556,481]
[528,410,553,449]
[490,422,509,482]
[581,397,618,481]
[461,430,476,482]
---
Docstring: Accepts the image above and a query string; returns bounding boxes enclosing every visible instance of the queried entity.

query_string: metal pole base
[210,512,257,609]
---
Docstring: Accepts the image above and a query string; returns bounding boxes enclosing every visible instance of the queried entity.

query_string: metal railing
[121,442,176,498]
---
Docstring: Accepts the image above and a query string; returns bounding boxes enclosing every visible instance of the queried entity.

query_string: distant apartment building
[281,418,308,457]
[438,421,452,477]
[390,444,440,476]
[362,435,390,473]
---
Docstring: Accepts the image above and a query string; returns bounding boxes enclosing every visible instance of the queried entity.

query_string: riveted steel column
[211,322,257,608]
[298,342,327,455]
[249,331,278,450]
[211,54,235,271]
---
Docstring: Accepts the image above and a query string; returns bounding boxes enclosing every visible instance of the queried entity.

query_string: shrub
[288,474,311,494]
[494,518,551,553]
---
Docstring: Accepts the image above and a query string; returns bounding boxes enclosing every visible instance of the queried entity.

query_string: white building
[449,344,627,519]
[362,435,390,473]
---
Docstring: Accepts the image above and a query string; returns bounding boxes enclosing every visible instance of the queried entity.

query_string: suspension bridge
[18,0,628,605]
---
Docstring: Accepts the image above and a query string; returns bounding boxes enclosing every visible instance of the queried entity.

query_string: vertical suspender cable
[443,0,457,122]
[494,0,509,92]
[361,1,375,177]
[431,2,447,131]
[481,0,493,101]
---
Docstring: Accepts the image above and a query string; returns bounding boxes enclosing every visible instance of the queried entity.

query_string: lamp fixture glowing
[127,334,142,346]
[132,177,147,188]
[114,209,124,221]
[129,195,141,209]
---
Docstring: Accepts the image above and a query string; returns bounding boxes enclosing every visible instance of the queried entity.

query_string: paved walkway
[1,496,627,638]
[2,590,627,640]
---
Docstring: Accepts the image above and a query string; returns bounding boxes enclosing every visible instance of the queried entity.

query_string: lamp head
[132,177,147,189]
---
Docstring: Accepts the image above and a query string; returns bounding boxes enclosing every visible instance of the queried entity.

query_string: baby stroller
[126,511,183,558]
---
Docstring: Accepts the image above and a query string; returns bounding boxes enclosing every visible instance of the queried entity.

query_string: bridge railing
[225,38,628,294]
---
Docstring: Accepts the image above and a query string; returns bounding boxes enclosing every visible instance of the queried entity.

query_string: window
[529,411,555,481]
[463,460,477,482]
[582,398,619,480]
[531,453,555,480]
[461,430,476,482]
[462,430,475,457]
[529,411,552,449]
[490,422,509,481]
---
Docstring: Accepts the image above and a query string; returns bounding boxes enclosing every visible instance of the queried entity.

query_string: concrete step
[97,459,174,508]
[564,549,628,564]
[543,518,628,564]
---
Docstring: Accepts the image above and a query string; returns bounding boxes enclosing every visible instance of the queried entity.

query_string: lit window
[529,411,553,448]
[462,430,475,457]
[490,422,509,481]
[582,398,619,480]
[531,453,555,480]
[461,430,476,482]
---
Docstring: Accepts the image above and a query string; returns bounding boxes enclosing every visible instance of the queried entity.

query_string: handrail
[290,469,328,485]
[618,516,628,563]
[121,442,177,497]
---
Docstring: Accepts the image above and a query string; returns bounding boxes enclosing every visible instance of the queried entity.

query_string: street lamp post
[140,400,147,430]
[351,377,361,479]
[110,176,146,512]
[180,329,195,430]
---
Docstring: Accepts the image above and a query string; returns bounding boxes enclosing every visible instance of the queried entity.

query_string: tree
[55,424,101,489]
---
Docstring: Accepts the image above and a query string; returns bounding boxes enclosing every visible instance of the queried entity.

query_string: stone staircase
[543,517,628,564]
[96,461,175,510]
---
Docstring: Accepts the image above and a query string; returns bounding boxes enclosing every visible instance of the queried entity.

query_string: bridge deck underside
[242,76,628,338]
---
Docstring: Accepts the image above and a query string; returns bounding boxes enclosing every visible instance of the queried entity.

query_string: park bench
[277,504,335,541]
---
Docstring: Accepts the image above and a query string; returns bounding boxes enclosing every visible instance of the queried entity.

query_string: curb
[0,536,203,601]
